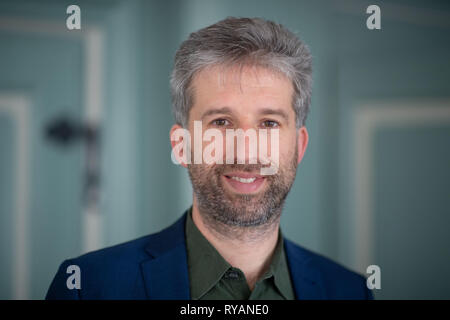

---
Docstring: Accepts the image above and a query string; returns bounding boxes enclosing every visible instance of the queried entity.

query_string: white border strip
[353,100,450,272]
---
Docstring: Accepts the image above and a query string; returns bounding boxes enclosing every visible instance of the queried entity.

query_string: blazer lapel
[284,238,326,300]
[140,213,191,299]
[139,212,326,300]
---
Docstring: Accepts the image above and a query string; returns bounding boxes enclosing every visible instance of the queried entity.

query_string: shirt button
[224,270,240,279]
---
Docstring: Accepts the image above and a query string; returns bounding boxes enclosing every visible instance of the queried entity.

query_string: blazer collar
[284,238,326,299]
[139,210,326,300]
[140,212,191,299]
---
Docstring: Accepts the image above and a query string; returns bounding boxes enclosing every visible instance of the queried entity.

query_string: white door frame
[0,16,105,298]
[352,99,450,272]
[0,94,30,299]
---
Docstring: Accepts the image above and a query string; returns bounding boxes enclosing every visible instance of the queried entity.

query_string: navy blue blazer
[46,211,373,300]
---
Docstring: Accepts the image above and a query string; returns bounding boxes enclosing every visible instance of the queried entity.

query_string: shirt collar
[185,207,230,299]
[185,207,292,300]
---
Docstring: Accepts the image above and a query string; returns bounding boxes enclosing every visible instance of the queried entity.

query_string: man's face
[174,65,308,230]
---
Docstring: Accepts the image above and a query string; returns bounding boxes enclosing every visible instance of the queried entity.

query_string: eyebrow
[258,108,289,122]
[200,106,290,122]
[201,107,234,120]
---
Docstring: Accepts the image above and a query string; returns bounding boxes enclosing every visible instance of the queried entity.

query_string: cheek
[278,133,298,160]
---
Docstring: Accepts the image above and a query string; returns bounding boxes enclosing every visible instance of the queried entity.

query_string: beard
[187,142,298,240]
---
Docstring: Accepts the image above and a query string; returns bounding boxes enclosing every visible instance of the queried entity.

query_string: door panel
[0,112,15,299]
[0,29,83,299]
[374,125,450,299]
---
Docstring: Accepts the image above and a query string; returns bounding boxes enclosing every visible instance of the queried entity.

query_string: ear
[296,126,309,165]
[170,124,189,168]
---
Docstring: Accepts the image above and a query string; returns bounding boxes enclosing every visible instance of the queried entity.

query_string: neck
[191,199,281,290]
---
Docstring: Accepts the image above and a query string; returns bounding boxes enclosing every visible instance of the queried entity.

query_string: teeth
[230,176,256,183]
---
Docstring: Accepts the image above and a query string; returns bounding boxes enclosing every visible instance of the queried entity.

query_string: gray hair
[170,17,312,128]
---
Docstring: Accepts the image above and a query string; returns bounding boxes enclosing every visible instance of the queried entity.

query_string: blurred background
[0,0,449,300]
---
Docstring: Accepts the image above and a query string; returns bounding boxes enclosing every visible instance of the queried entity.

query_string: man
[46,17,372,300]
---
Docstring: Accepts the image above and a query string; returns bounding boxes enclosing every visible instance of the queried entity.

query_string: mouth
[222,172,266,194]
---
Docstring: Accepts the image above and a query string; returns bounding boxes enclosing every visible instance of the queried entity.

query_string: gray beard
[187,144,298,241]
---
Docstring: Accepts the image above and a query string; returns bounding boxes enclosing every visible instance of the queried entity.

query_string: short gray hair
[170,17,312,128]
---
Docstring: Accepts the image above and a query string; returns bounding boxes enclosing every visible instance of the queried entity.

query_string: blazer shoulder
[46,218,184,299]
[66,212,187,272]
[284,238,373,299]
[46,214,187,299]
[73,233,153,266]
[46,234,152,299]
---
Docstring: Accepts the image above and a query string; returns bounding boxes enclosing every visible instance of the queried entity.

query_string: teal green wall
[334,1,450,299]
[374,126,450,299]
[0,115,14,298]
[0,0,449,299]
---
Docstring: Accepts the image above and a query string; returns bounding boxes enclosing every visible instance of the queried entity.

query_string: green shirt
[185,207,296,300]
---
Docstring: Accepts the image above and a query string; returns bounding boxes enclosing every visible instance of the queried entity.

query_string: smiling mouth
[222,172,266,194]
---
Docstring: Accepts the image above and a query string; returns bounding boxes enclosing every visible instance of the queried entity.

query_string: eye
[261,120,279,128]
[211,118,230,126]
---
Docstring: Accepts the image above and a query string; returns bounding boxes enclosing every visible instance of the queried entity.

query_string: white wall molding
[0,16,105,298]
[0,93,31,300]
[353,99,450,272]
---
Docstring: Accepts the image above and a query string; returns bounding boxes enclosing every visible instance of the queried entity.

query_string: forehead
[190,65,295,116]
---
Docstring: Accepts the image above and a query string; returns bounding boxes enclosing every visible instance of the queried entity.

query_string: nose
[226,122,258,165]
